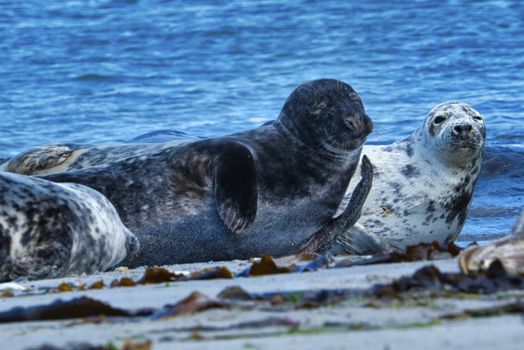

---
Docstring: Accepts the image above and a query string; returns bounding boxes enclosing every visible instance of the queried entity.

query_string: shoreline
[1,256,522,349]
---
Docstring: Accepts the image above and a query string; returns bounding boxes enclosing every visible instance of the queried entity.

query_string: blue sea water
[0,0,522,243]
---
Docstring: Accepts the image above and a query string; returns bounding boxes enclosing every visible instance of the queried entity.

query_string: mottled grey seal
[0,142,183,175]
[0,131,202,176]
[41,79,374,266]
[334,102,486,254]
[0,172,139,281]
[460,209,524,275]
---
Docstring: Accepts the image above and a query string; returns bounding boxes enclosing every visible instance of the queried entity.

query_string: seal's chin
[453,143,480,151]
[325,137,365,152]
[320,137,366,162]
[449,139,483,153]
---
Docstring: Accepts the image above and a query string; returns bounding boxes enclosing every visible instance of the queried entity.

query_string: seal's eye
[433,116,446,125]
[473,115,483,122]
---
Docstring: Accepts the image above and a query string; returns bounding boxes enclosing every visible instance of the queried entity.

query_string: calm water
[1,0,522,242]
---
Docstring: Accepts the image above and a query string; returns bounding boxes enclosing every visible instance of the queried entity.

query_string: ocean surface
[1,0,522,243]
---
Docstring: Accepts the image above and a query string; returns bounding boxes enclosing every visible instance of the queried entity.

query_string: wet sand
[0,257,522,350]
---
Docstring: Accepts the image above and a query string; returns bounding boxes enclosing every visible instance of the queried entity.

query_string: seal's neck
[273,119,356,166]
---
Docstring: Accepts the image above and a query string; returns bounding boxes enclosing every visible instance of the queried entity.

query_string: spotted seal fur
[41,79,373,266]
[0,172,139,281]
[0,130,202,176]
[334,102,486,254]
[0,142,185,176]
[459,209,524,275]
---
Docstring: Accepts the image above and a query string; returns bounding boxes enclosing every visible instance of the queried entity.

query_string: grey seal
[334,102,486,254]
[41,79,374,266]
[0,172,139,281]
[0,142,183,175]
[0,130,202,175]
[459,209,524,275]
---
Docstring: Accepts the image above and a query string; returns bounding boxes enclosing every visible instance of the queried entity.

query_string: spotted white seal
[39,79,374,266]
[459,209,524,275]
[334,102,486,254]
[0,172,139,281]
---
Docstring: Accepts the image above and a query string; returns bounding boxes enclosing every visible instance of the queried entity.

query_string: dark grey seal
[460,209,524,275]
[334,102,486,254]
[42,79,373,267]
[0,172,139,281]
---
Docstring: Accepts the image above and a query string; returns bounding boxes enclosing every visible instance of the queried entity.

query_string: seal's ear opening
[214,142,258,235]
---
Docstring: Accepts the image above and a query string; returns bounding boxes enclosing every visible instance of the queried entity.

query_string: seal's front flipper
[214,143,258,235]
[301,155,373,254]
[4,144,75,175]
[334,223,392,255]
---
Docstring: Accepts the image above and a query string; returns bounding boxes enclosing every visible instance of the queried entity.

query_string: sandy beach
[1,255,522,350]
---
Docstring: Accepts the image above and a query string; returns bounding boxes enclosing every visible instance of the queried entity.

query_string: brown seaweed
[336,242,461,268]
[136,267,182,284]
[3,262,524,325]
[27,340,152,350]
[0,296,153,323]
[373,264,524,297]
[150,291,230,320]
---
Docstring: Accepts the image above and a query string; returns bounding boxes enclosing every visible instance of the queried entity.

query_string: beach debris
[217,285,355,309]
[460,236,524,276]
[110,277,136,287]
[189,266,234,280]
[90,280,105,289]
[56,283,74,292]
[1,291,14,298]
[0,296,153,323]
[372,264,524,297]
[239,255,292,276]
[3,262,524,325]
[137,267,182,284]
[441,302,524,319]
[336,242,461,268]
[114,266,130,273]
[460,210,524,276]
[26,339,152,350]
[0,281,27,292]
[150,291,230,320]
[37,255,326,295]
[238,254,331,277]
[217,286,255,301]
[121,340,152,350]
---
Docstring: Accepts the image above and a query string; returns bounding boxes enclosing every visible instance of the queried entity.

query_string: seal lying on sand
[0,172,139,281]
[460,209,524,275]
[41,79,373,266]
[334,102,486,254]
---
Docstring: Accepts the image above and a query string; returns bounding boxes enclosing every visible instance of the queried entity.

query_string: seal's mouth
[450,134,483,151]
[446,124,483,152]
[455,142,479,150]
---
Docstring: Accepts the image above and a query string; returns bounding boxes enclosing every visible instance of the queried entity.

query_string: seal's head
[276,79,373,157]
[420,102,486,165]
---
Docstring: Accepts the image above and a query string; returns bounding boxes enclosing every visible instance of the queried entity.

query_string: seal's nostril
[453,124,472,136]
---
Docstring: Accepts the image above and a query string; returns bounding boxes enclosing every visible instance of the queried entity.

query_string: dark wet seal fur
[0,172,138,281]
[42,79,373,267]
[334,102,486,255]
